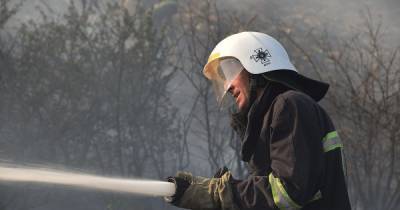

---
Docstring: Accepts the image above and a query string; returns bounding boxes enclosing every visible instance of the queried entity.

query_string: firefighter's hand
[166,167,229,204]
[165,171,191,205]
[165,171,239,210]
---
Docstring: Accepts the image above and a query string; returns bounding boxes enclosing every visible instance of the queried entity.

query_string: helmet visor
[203,57,244,106]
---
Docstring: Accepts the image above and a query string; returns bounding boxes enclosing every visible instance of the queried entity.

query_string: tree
[0,0,182,209]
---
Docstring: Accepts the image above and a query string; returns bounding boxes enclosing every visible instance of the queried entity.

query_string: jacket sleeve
[230,95,324,209]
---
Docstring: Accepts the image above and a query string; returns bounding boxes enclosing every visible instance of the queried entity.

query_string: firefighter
[166,32,351,210]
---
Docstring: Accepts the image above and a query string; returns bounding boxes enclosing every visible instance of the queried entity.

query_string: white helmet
[203,31,328,105]
[203,32,296,104]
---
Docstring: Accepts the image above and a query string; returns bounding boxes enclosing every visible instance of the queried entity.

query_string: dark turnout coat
[231,89,351,210]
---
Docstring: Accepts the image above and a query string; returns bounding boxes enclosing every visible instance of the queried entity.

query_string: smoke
[221,0,400,42]
[11,0,399,42]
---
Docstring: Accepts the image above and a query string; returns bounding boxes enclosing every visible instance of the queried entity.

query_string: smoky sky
[9,0,400,42]
[223,0,400,41]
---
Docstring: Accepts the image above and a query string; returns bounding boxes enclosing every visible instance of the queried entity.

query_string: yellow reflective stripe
[323,131,338,141]
[207,52,221,63]
[269,173,301,209]
[322,131,343,152]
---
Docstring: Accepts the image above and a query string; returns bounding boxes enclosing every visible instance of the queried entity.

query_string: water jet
[0,165,175,197]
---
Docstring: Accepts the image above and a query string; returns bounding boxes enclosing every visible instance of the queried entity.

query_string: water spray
[0,165,176,197]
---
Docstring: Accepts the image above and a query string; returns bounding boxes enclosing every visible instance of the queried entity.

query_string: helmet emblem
[250,48,272,66]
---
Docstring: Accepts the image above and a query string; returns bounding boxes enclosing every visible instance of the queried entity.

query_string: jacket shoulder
[270,90,318,114]
[273,90,336,132]
[277,90,317,105]
[269,90,330,125]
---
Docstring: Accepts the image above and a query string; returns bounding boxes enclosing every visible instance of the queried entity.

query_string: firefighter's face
[227,70,250,110]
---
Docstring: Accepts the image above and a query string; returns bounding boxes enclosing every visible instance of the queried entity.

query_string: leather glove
[165,172,191,204]
[165,171,240,210]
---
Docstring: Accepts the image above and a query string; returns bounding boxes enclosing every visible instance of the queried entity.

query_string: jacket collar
[241,82,291,162]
